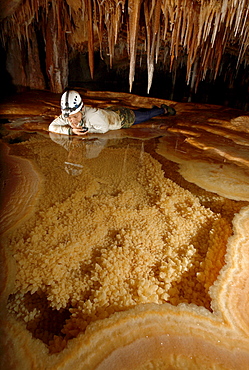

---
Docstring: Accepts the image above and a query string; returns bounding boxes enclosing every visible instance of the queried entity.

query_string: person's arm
[49,115,73,135]
[84,108,110,134]
[86,125,109,134]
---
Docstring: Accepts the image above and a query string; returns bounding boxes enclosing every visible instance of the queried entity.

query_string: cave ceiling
[0,0,249,96]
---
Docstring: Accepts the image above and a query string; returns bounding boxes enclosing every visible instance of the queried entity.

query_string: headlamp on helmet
[61,90,84,118]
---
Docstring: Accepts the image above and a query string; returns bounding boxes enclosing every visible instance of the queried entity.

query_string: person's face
[67,111,82,127]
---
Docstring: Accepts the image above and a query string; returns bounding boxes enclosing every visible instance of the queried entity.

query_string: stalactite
[144,2,151,92]
[87,0,94,79]
[221,0,228,23]
[237,7,249,65]
[234,0,245,36]
[144,0,162,93]
[0,0,248,95]
[127,0,142,92]
[150,1,161,65]
[96,0,104,58]
[155,27,160,63]
[104,2,116,68]
[45,0,69,92]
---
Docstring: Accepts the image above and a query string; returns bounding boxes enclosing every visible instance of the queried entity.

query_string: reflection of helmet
[61,90,84,118]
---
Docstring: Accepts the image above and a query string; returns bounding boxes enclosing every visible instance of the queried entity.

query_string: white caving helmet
[61,90,84,118]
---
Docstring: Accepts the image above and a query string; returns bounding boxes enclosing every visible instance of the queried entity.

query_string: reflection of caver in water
[49,132,109,176]
[64,161,84,177]
[48,90,176,136]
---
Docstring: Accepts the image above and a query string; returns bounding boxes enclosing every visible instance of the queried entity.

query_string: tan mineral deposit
[0,89,249,369]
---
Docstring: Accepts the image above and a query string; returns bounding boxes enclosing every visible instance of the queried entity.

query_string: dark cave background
[0,44,249,111]
[68,51,249,111]
[0,0,249,111]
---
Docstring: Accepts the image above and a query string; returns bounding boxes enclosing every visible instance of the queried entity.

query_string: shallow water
[1,91,249,365]
[1,130,247,352]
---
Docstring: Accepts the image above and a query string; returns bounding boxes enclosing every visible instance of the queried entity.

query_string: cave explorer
[49,90,176,136]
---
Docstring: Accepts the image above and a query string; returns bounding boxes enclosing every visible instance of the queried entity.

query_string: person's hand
[70,122,88,135]
[72,128,88,135]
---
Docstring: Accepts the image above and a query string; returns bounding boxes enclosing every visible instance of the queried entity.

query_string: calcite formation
[0,0,249,95]
[0,90,249,369]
